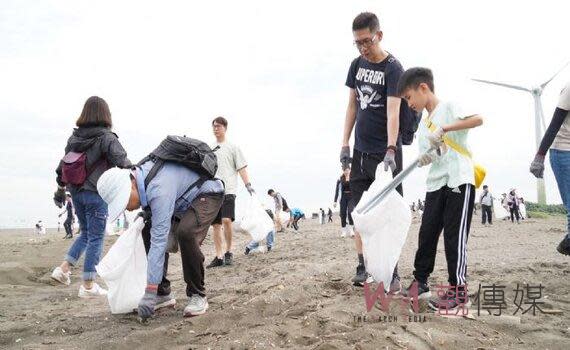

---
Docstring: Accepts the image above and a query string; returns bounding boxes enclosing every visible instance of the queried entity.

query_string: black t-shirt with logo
[345,54,404,153]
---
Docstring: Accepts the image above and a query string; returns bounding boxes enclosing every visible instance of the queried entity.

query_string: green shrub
[527,211,549,219]
[525,202,567,215]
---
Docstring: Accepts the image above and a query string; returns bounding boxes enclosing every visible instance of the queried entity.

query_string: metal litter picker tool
[356,147,439,215]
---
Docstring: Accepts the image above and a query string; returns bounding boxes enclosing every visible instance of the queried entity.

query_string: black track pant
[339,194,353,228]
[481,204,492,224]
[413,184,475,286]
[63,218,73,237]
[510,206,520,223]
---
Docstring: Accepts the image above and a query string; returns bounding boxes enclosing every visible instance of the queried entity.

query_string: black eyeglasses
[353,34,377,48]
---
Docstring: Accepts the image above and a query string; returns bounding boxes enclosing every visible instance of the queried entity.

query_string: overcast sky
[1,0,569,228]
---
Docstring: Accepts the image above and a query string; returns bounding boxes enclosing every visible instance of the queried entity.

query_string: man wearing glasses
[340,12,409,292]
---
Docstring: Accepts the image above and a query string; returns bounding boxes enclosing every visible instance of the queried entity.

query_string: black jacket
[56,126,131,192]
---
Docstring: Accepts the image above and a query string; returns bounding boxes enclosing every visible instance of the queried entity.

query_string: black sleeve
[386,58,404,97]
[103,133,132,168]
[537,107,569,155]
[334,179,340,202]
[55,160,65,187]
[345,57,359,89]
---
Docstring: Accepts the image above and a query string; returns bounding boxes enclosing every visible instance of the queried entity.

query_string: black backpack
[138,135,218,189]
[399,101,422,145]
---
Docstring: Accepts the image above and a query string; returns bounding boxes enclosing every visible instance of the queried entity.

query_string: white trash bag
[519,202,527,219]
[352,168,412,290]
[239,195,274,242]
[493,198,509,219]
[96,216,147,314]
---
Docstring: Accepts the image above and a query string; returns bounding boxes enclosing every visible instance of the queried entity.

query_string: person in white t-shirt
[530,81,570,255]
[207,116,255,268]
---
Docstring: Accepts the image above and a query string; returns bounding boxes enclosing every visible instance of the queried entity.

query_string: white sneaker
[51,267,71,286]
[78,283,108,298]
[183,295,209,317]
[349,225,355,237]
[340,227,347,238]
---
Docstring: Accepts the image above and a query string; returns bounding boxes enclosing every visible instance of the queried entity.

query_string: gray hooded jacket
[56,127,131,192]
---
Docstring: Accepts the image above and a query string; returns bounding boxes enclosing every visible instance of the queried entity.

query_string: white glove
[427,127,445,149]
[418,153,434,167]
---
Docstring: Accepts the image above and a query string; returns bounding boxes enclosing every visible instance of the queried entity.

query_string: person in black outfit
[334,167,354,237]
[479,185,493,226]
[339,12,409,290]
[58,193,75,239]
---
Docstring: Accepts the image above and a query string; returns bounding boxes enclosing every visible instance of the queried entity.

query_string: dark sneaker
[351,265,368,286]
[557,236,570,256]
[428,287,470,312]
[244,247,251,256]
[267,246,272,252]
[154,294,176,311]
[206,257,224,269]
[223,252,233,266]
[401,279,431,299]
[389,275,402,295]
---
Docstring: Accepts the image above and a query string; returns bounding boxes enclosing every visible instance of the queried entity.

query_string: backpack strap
[176,178,207,205]
[144,158,164,189]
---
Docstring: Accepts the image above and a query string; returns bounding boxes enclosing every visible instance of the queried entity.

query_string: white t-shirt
[552,82,570,151]
[417,101,475,192]
[211,141,247,195]
[480,191,493,206]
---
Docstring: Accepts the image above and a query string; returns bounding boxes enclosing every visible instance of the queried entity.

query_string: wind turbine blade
[471,78,530,92]
[541,62,570,89]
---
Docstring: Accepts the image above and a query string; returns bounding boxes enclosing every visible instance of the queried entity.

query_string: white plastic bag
[493,198,509,219]
[96,217,147,314]
[352,168,412,290]
[239,195,274,242]
[519,202,527,219]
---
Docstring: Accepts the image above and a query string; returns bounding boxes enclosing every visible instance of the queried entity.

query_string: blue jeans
[550,149,570,238]
[247,230,275,250]
[65,189,108,281]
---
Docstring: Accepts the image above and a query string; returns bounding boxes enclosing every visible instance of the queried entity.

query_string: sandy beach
[0,214,569,349]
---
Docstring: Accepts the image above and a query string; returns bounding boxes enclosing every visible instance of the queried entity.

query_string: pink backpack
[61,152,106,186]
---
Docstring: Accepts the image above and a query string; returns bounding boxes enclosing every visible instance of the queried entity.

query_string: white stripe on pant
[456,184,472,286]
[413,184,475,286]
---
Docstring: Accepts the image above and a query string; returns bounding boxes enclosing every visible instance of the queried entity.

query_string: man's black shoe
[206,257,224,269]
[224,251,233,266]
[351,264,367,286]
[401,279,431,299]
[557,236,570,256]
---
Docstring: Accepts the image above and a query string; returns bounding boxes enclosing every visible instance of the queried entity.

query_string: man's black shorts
[212,194,236,224]
[349,148,403,212]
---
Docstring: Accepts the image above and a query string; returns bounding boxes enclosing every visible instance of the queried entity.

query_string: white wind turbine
[472,63,569,205]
